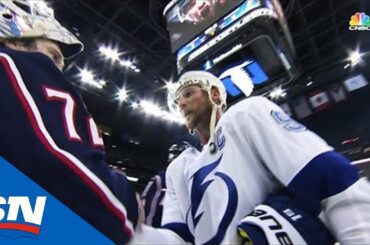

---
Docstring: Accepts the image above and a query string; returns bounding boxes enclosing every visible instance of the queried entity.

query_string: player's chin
[185,119,196,131]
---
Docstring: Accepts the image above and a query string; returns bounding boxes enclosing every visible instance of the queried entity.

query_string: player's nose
[178,97,188,112]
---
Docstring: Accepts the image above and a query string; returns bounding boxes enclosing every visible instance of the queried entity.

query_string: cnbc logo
[349,12,370,31]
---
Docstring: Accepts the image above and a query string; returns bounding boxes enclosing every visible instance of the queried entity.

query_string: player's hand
[237,227,253,245]
[237,218,268,245]
[237,191,336,245]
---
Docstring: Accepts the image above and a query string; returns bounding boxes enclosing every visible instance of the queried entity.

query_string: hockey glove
[237,192,335,245]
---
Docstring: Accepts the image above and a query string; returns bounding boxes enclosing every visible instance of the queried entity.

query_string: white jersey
[161,96,370,244]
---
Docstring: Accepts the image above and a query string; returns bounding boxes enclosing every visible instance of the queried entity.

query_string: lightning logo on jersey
[189,154,238,245]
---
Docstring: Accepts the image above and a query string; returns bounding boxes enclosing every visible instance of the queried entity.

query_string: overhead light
[139,100,185,124]
[119,60,133,67]
[140,100,163,116]
[99,45,120,61]
[162,112,185,124]
[78,68,104,89]
[306,81,313,86]
[341,137,359,145]
[117,88,128,102]
[98,79,107,86]
[79,68,94,83]
[344,63,350,69]
[131,101,139,109]
[165,82,176,91]
[269,87,285,99]
[134,68,141,73]
[350,51,361,66]
[127,176,139,182]
[112,145,117,148]
[204,60,212,70]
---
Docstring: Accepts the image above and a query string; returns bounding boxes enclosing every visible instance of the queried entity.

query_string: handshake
[237,192,335,245]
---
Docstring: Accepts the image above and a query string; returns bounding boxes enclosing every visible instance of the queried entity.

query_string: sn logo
[0,196,47,235]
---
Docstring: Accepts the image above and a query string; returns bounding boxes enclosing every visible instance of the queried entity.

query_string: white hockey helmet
[168,70,227,112]
[168,70,227,153]
[0,0,83,58]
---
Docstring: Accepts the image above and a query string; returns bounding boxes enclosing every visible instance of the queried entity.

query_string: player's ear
[211,86,221,105]
[3,39,28,51]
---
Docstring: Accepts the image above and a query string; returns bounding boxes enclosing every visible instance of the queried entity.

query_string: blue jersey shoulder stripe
[287,151,359,203]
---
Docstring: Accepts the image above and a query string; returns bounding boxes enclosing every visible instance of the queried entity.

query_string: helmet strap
[207,87,221,154]
[208,104,218,153]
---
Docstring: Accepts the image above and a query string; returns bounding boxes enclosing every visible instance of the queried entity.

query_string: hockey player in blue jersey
[128,70,370,244]
[141,141,194,228]
[0,1,138,243]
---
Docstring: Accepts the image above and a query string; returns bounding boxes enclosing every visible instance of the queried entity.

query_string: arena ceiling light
[99,45,120,62]
[79,68,94,83]
[350,51,361,66]
[140,100,163,117]
[98,43,140,73]
[98,79,107,87]
[119,59,139,73]
[119,60,133,67]
[269,87,286,99]
[139,100,185,124]
[117,88,128,102]
[131,101,139,109]
[77,68,105,89]
[126,176,139,182]
[165,81,176,91]
[75,69,182,124]
[162,112,185,124]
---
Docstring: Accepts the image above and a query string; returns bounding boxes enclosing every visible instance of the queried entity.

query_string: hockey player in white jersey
[155,70,370,244]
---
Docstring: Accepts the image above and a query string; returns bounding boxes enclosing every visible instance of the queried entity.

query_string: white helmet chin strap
[207,88,221,154]
[208,104,218,153]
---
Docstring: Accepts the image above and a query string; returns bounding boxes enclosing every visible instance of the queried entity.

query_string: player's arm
[0,51,138,244]
[141,171,166,227]
[131,152,195,244]
[242,96,370,244]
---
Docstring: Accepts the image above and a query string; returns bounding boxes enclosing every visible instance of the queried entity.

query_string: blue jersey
[0,48,138,244]
[141,171,166,228]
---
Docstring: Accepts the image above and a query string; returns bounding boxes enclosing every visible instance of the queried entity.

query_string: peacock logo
[349,12,370,31]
